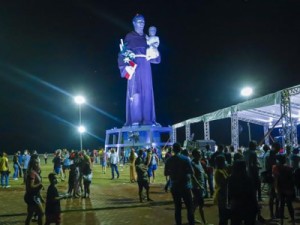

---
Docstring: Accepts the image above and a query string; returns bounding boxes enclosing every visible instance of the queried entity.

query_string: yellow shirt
[0,156,8,172]
[213,168,229,205]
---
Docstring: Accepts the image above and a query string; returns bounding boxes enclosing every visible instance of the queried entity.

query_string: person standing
[53,150,64,181]
[13,152,20,180]
[228,160,258,225]
[44,152,48,164]
[17,151,23,178]
[110,149,120,179]
[82,159,92,198]
[45,173,65,225]
[146,148,159,183]
[135,149,152,202]
[22,149,31,184]
[165,142,195,225]
[118,14,161,126]
[265,142,280,219]
[191,149,210,225]
[24,158,44,225]
[0,152,10,188]
[129,148,137,183]
[272,155,295,225]
[100,149,107,174]
[243,141,261,201]
[213,155,230,225]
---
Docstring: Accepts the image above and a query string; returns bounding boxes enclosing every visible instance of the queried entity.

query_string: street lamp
[74,95,86,151]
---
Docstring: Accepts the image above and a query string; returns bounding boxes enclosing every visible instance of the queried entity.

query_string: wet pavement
[1,164,300,225]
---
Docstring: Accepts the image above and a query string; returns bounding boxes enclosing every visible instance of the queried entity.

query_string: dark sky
[0,0,300,153]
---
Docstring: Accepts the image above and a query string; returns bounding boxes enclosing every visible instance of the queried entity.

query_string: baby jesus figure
[146,26,160,61]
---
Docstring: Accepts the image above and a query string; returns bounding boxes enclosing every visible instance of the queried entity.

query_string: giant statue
[118,14,161,126]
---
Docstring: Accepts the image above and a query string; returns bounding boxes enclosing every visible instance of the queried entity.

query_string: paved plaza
[1,163,300,225]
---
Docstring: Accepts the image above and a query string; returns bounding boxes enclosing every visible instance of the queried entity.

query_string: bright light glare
[78,126,86,133]
[74,96,85,104]
[241,87,253,97]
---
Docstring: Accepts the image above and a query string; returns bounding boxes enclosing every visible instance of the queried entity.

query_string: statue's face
[149,27,156,36]
[133,18,145,33]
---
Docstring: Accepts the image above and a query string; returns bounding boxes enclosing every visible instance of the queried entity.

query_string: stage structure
[172,84,300,150]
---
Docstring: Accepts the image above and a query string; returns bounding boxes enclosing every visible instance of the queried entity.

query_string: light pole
[241,87,253,142]
[74,96,85,151]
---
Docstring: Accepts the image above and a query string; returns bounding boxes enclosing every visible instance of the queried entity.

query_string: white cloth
[146,47,159,60]
[146,36,160,48]
[110,153,119,164]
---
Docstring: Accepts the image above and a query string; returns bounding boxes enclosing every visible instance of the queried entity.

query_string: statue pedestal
[105,125,173,154]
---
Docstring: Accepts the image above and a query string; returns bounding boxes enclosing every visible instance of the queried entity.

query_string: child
[135,149,153,203]
[146,26,160,61]
[45,173,66,225]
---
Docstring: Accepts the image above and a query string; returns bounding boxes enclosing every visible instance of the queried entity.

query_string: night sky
[1,0,300,153]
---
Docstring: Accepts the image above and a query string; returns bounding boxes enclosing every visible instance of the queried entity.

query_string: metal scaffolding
[204,121,210,140]
[231,112,239,150]
[281,90,293,147]
[185,122,191,141]
[263,124,270,146]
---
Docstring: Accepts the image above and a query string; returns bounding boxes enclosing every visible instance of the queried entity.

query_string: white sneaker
[5,185,11,188]
[13,178,18,180]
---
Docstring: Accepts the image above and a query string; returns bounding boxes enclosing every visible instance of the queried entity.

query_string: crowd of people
[1,140,300,225]
[163,141,300,225]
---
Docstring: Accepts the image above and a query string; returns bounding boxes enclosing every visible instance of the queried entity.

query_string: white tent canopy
[172,84,300,149]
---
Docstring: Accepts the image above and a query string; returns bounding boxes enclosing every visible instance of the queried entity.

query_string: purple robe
[118,31,161,126]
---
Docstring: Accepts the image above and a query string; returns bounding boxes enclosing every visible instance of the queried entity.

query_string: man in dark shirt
[265,142,280,219]
[210,144,225,168]
[165,142,195,225]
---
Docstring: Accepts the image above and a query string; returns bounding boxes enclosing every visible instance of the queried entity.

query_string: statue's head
[132,14,145,34]
[148,26,157,36]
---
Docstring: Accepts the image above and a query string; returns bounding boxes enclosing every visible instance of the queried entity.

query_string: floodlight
[78,126,86,133]
[74,96,85,104]
[241,87,253,97]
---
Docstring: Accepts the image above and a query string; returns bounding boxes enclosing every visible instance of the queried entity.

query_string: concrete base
[105,124,173,153]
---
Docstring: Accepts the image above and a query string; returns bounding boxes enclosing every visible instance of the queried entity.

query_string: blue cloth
[1,171,9,187]
[18,155,23,164]
[54,167,61,175]
[23,155,31,169]
[13,164,19,179]
[111,164,119,179]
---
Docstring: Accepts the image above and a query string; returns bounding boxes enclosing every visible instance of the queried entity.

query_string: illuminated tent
[172,84,300,149]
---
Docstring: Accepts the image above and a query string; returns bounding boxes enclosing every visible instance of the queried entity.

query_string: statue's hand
[125,66,136,80]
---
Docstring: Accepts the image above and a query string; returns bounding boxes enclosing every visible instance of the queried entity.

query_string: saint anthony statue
[118,14,161,126]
